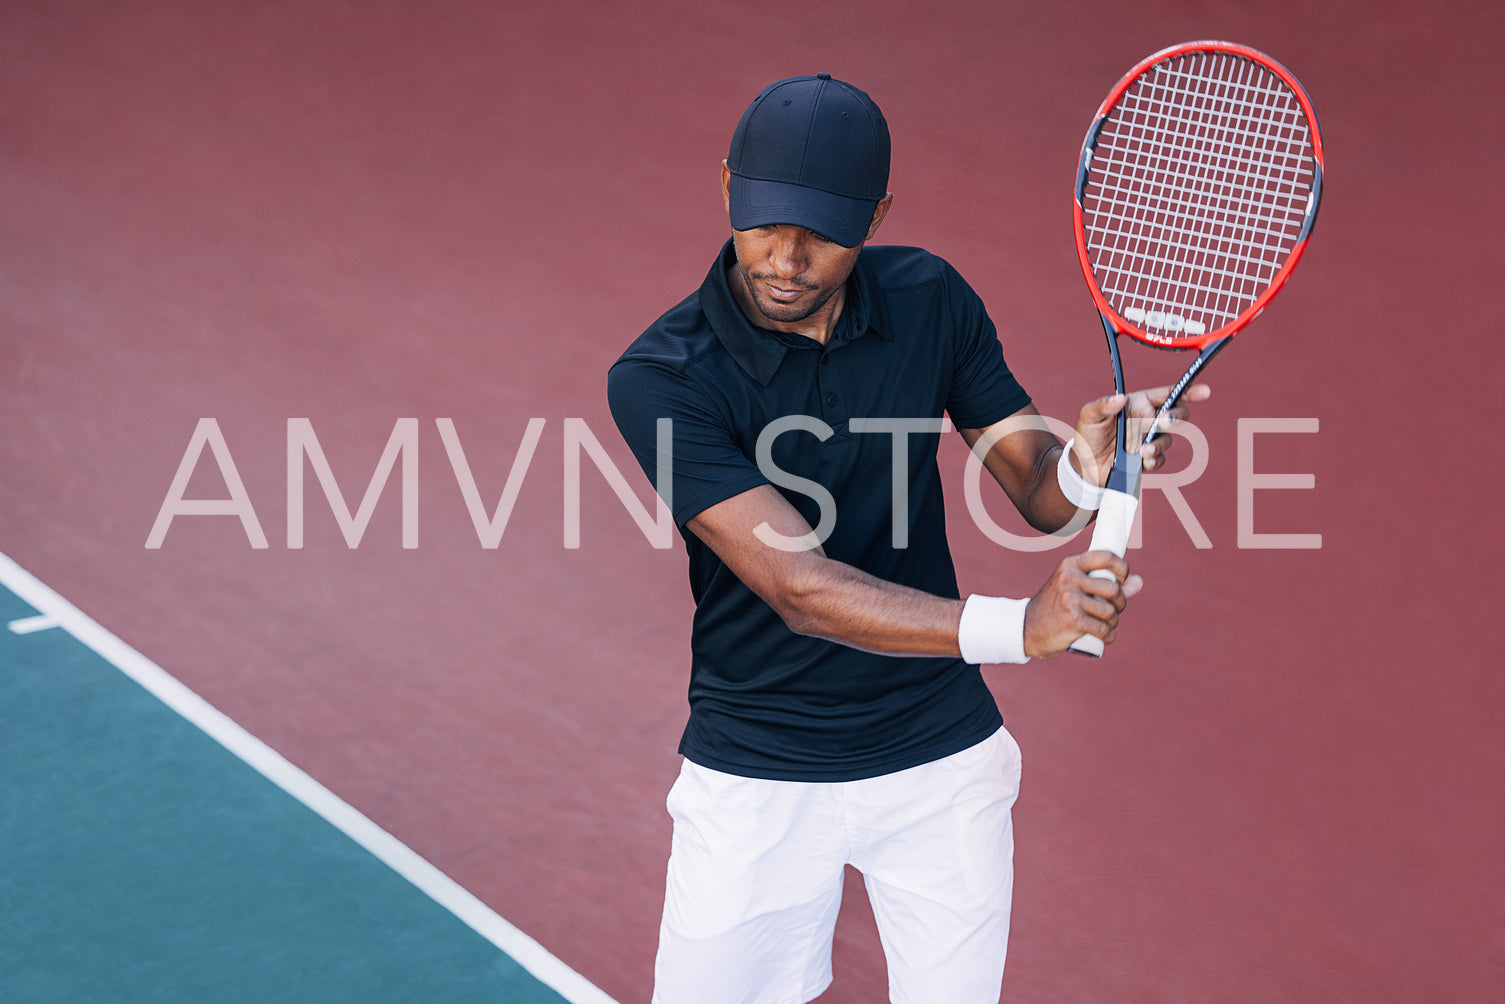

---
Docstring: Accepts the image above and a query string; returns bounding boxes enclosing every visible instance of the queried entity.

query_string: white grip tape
[1086,487,1137,558]
[1068,488,1138,657]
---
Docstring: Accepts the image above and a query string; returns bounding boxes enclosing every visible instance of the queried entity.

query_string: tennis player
[608,73,1205,1003]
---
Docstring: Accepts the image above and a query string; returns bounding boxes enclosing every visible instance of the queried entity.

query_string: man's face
[729,223,861,329]
[719,162,891,339]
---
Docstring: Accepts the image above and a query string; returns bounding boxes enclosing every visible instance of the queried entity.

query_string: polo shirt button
[821,356,830,366]
[826,393,838,406]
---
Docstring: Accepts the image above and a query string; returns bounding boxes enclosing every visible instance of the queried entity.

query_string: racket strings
[1092,59,1311,331]
[1100,57,1311,299]
[1121,62,1310,260]
[1101,63,1308,318]
[1082,51,1316,341]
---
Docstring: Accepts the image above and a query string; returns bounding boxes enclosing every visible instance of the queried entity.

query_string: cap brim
[728,173,877,249]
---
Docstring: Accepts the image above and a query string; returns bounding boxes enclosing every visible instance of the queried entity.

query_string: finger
[1179,382,1212,403]
[1074,613,1118,647]
[1121,386,1172,414]
[1076,549,1130,582]
[1138,409,1190,467]
[1127,381,1211,411]
[1150,409,1186,434]
[1080,393,1128,424]
[1140,437,1172,468]
[1077,593,1123,625]
[1076,575,1141,638]
[1150,395,1201,437]
[1079,575,1128,613]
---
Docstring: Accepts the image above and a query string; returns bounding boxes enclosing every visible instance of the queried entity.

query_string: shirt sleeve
[607,358,770,528]
[938,259,1032,429]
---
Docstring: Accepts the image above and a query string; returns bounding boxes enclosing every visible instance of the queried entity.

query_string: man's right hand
[1023,552,1143,659]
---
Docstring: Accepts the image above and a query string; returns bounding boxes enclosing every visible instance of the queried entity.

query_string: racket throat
[1098,313,1141,498]
[1106,449,1142,498]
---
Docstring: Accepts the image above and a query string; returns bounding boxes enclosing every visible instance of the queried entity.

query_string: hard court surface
[2,1,1502,1001]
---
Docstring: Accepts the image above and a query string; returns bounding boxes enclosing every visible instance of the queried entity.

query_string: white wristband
[1057,437,1104,511]
[957,594,1031,665]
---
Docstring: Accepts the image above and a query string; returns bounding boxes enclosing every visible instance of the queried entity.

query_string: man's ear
[721,161,733,214]
[865,194,894,243]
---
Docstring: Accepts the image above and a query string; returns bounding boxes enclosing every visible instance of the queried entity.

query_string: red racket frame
[1072,39,1325,352]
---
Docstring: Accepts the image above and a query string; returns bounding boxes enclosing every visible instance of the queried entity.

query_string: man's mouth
[764,283,807,303]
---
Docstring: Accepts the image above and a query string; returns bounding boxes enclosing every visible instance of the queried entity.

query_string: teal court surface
[0,552,615,1004]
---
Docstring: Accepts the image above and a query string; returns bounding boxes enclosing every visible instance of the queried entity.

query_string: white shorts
[652,727,1023,1004]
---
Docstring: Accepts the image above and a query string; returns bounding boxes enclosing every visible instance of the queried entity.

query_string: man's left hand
[1071,383,1212,483]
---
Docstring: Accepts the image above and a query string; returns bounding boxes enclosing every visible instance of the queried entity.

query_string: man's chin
[751,290,830,326]
[755,303,815,324]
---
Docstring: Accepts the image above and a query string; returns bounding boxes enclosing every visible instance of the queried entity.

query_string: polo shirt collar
[701,239,892,387]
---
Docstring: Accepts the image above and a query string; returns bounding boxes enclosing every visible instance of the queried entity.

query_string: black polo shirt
[607,239,1031,781]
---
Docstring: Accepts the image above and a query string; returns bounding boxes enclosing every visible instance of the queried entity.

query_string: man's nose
[769,228,808,277]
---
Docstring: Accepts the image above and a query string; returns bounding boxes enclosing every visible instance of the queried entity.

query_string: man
[607,73,1204,1003]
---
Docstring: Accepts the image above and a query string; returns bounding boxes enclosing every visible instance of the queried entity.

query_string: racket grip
[1068,488,1138,658]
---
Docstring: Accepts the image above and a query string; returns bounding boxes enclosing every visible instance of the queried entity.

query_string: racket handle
[1068,488,1138,658]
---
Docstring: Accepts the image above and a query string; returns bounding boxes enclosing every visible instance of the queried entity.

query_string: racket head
[1073,40,1325,350]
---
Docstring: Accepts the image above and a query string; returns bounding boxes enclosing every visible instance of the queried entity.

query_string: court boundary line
[0,549,619,1004]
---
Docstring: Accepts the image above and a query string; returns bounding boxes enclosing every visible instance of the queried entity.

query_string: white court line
[0,549,619,1004]
[8,614,59,634]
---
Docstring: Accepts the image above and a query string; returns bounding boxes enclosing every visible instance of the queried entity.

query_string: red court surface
[3,1,1502,1000]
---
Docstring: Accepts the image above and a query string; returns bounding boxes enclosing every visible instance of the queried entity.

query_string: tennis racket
[1068,40,1324,657]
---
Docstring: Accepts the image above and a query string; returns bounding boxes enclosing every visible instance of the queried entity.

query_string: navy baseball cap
[726,73,891,248]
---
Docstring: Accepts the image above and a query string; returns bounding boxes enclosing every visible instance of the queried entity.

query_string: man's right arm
[685,483,1136,661]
